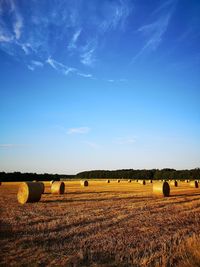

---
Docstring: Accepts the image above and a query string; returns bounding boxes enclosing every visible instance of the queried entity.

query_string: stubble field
[1,180,200,267]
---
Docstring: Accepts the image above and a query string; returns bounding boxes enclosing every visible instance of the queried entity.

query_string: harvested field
[1,180,200,266]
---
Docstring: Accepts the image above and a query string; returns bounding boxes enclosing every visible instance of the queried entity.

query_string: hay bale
[189,181,198,188]
[17,182,42,204]
[80,180,89,187]
[117,180,120,183]
[138,180,146,185]
[38,182,45,194]
[170,180,178,187]
[153,182,170,197]
[50,180,55,185]
[128,179,131,183]
[51,181,65,194]
[107,180,110,183]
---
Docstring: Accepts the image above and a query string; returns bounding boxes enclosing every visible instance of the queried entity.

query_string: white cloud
[14,15,23,40]
[77,72,93,78]
[27,60,44,71]
[81,48,95,66]
[31,60,44,67]
[68,28,82,50]
[0,33,13,43]
[114,137,136,145]
[84,141,100,149]
[67,127,90,134]
[0,144,26,148]
[27,65,34,71]
[132,13,171,62]
[46,57,76,75]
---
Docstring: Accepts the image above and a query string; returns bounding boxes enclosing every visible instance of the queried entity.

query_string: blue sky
[0,0,200,174]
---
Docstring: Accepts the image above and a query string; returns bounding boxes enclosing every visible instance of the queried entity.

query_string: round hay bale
[170,180,178,187]
[17,182,42,204]
[189,180,198,188]
[107,180,110,183]
[50,180,55,185]
[128,179,131,183]
[38,182,45,194]
[153,182,170,197]
[80,180,89,187]
[138,180,146,185]
[51,181,65,194]
[117,180,120,183]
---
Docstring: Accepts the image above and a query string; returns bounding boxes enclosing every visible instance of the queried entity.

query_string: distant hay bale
[51,181,65,194]
[153,182,170,197]
[50,180,54,185]
[17,182,42,204]
[80,180,89,187]
[189,180,198,188]
[107,180,110,183]
[117,180,120,183]
[170,180,178,187]
[128,179,131,183]
[149,180,153,183]
[138,180,146,185]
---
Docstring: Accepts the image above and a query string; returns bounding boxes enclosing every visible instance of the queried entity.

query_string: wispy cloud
[81,48,95,66]
[114,137,136,145]
[68,28,82,50]
[67,127,90,135]
[0,1,133,75]
[0,144,27,149]
[77,72,93,79]
[13,15,23,40]
[46,56,93,78]
[132,1,177,62]
[28,60,44,71]
[46,57,76,75]
[84,141,100,149]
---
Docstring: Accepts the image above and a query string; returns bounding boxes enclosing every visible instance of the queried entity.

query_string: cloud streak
[67,127,90,135]
[132,0,177,62]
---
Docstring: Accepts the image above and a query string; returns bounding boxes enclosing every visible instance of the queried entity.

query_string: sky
[0,0,200,174]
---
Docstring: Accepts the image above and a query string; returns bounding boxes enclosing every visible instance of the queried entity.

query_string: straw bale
[51,181,65,194]
[189,180,198,188]
[80,180,89,187]
[153,182,170,197]
[17,182,42,204]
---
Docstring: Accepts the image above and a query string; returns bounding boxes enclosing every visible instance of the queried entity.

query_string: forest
[0,168,200,182]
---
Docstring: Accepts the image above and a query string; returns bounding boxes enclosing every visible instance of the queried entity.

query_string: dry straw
[17,182,42,204]
[153,181,170,197]
[189,180,198,188]
[80,180,89,187]
[51,181,65,194]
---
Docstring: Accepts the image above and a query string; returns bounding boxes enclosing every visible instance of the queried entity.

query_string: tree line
[76,168,200,180]
[1,168,199,182]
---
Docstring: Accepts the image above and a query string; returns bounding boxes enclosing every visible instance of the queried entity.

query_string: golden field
[1,180,200,267]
